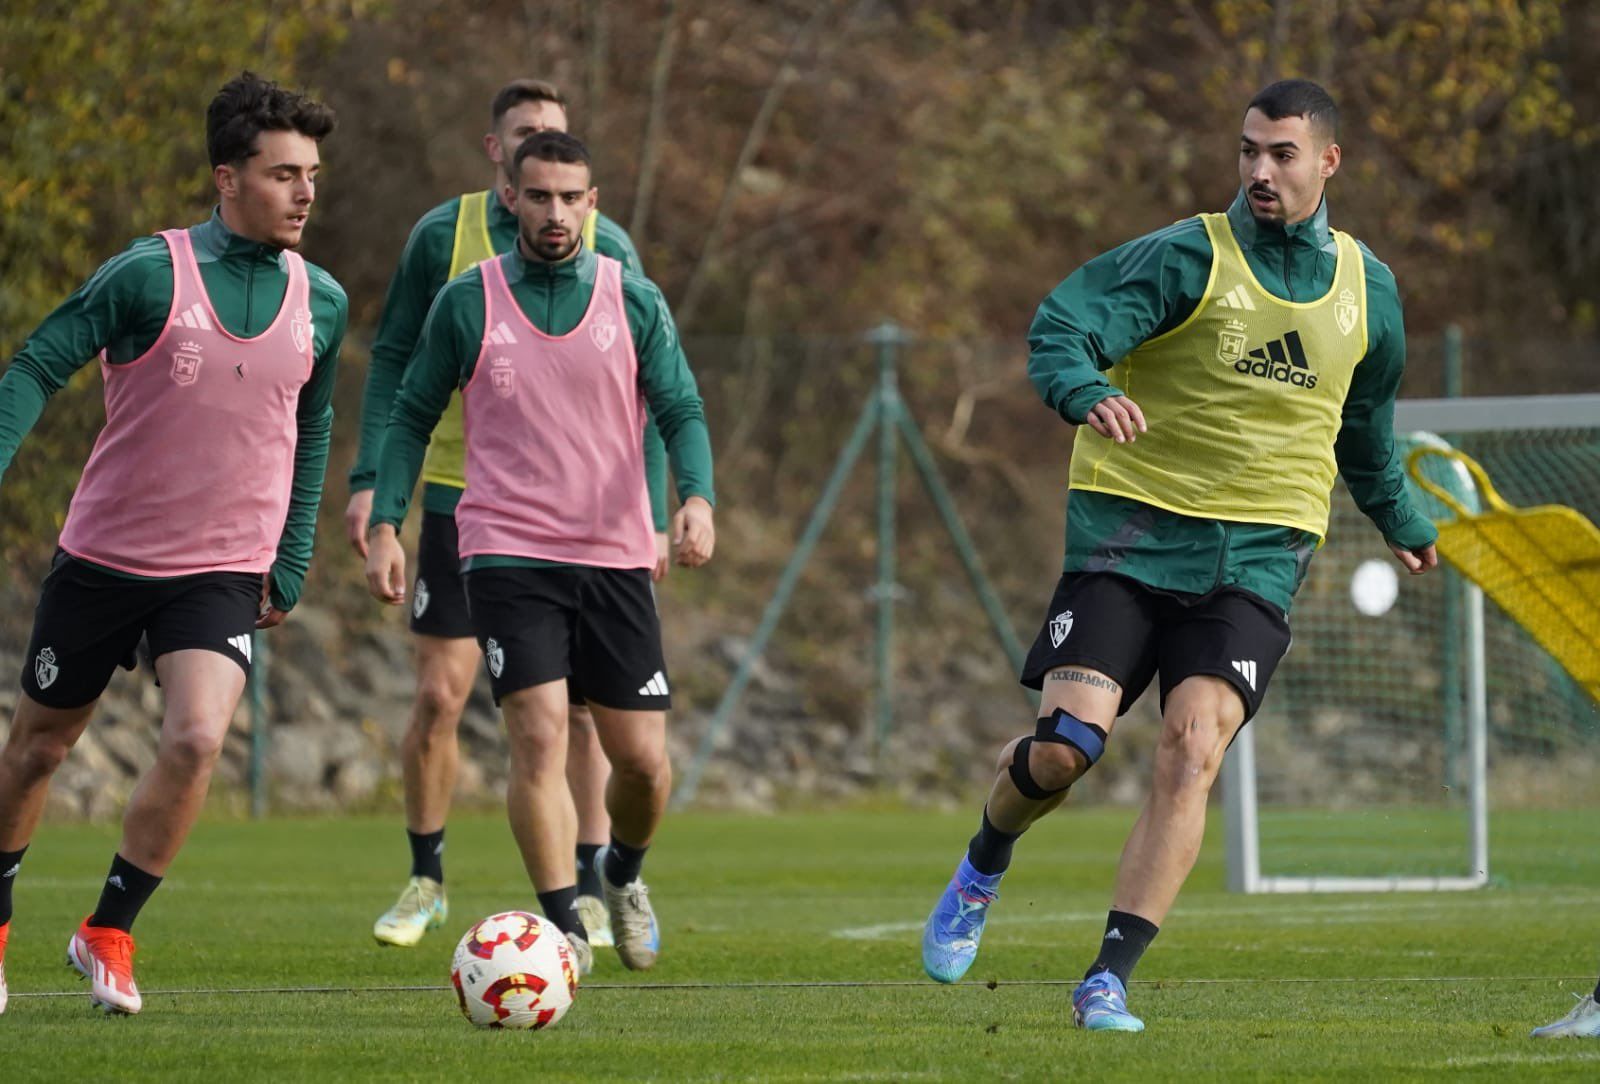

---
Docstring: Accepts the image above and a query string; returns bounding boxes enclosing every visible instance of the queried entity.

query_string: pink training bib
[456,253,655,569]
[58,228,312,577]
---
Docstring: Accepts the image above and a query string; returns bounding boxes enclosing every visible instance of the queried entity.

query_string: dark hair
[491,79,568,128]
[206,71,336,167]
[511,131,591,179]
[1246,79,1339,143]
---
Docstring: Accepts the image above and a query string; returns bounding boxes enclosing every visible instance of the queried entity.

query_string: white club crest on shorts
[1049,610,1074,649]
[291,306,313,355]
[413,577,431,619]
[590,309,618,352]
[34,646,59,689]
[485,638,505,678]
[490,356,515,399]
[171,340,203,386]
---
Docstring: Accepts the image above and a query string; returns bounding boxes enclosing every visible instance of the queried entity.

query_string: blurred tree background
[2,0,1596,787]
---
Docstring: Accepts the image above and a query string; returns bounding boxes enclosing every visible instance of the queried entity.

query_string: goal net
[1223,396,1600,892]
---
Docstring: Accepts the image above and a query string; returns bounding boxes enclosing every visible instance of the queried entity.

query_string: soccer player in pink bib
[0,73,345,1015]
[365,130,713,975]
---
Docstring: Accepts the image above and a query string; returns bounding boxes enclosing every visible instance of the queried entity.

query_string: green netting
[1252,426,1600,880]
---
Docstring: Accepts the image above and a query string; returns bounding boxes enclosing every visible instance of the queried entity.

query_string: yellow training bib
[1068,213,1368,537]
[422,192,601,489]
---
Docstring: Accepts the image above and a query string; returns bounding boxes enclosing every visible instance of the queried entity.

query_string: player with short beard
[346,79,671,953]
[919,79,1438,1032]
[365,131,714,975]
[0,72,345,1015]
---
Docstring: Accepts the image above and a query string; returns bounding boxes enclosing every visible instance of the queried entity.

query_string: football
[450,911,579,1029]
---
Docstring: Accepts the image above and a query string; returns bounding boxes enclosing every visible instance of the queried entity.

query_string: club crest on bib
[486,638,505,678]
[171,340,203,386]
[34,646,59,689]
[290,306,314,355]
[1335,288,1359,336]
[590,309,618,352]
[490,357,515,399]
[1215,319,1247,366]
[1049,610,1074,649]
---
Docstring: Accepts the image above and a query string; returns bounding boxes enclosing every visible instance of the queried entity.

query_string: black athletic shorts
[410,510,475,639]
[20,550,260,709]
[1020,571,1291,720]
[462,564,670,710]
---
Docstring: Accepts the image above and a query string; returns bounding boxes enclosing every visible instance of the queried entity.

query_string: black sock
[536,885,586,941]
[965,808,1021,877]
[407,828,446,883]
[0,845,27,926]
[603,836,649,887]
[1084,909,1160,985]
[576,843,604,898]
[88,854,163,933]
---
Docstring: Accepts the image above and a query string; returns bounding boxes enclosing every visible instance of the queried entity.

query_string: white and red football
[450,911,579,1030]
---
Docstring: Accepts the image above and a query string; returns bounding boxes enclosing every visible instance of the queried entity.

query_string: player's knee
[608,745,668,791]
[413,674,470,729]
[995,735,1025,775]
[1007,709,1108,799]
[1155,713,1227,791]
[162,720,228,771]
[7,730,74,780]
[1027,740,1086,792]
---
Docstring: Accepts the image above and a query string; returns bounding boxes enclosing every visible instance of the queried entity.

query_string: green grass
[4,807,1599,1081]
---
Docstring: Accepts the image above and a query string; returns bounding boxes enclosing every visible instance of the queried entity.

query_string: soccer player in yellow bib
[344,80,668,951]
[921,80,1440,1031]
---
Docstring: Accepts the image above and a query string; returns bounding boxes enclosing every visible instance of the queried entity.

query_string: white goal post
[1222,393,1600,894]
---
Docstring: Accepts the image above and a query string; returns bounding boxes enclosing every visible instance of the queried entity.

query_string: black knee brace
[1007,708,1109,800]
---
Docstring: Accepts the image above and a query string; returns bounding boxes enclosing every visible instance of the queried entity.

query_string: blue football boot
[921,857,1002,984]
[1072,970,1145,1032]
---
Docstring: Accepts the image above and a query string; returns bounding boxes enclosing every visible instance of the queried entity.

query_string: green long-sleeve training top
[369,241,712,570]
[1026,190,1436,613]
[0,211,348,610]
[349,192,669,529]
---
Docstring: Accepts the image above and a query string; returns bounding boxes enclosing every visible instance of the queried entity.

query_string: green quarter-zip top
[0,210,348,610]
[349,192,669,528]
[1027,189,1436,613]
[369,241,712,571]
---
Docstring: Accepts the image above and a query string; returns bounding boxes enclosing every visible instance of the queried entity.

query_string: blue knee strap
[1036,707,1106,766]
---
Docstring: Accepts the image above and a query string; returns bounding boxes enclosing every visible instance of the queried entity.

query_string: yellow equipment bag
[1407,446,1600,703]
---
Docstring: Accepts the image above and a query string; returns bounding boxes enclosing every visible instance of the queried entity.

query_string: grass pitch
[3,806,1598,1081]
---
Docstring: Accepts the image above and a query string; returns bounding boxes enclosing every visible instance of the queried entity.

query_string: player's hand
[653,531,671,582]
[673,497,715,568]
[365,524,408,605]
[1390,540,1438,576]
[256,575,289,629]
[1084,395,1147,443]
[345,489,375,558]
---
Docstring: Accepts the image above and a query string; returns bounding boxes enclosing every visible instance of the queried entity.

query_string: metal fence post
[869,322,907,751]
[249,630,270,819]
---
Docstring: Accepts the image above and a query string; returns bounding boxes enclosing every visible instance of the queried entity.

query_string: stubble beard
[523,226,579,262]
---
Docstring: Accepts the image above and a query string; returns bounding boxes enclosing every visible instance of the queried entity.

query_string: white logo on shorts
[1049,611,1074,649]
[413,578,431,619]
[485,638,505,678]
[1231,659,1258,691]
[228,634,254,663]
[34,647,59,690]
[637,671,670,697]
